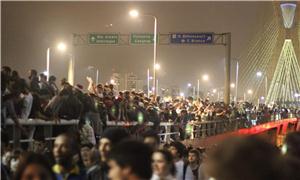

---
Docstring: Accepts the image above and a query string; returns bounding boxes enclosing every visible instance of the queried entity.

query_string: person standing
[52,133,85,180]
[98,128,130,180]
[151,150,176,180]
[108,140,153,180]
[188,149,202,180]
[168,142,193,180]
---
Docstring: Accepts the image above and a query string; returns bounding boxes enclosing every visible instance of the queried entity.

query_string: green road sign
[130,33,156,44]
[89,34,119,44]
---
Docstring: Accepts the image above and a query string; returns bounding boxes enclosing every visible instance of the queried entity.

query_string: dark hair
[49,75,56,82]
[142,130,160,144]
[189,149,200,159]
[2,66,11,73]
[14,152,56,180]
[155,149,176,176]
[108,140,153,179]
[189,149,201,164]
[101,127,130,146]
[30,69,37,76]
[206,136,284,180]
[169,141,186,158]
[81,143,94,149]
[11,70,20,79]
[39,73,46,79]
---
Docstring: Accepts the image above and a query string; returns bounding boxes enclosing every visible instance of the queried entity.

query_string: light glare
[129,10,139,18]
[202,74,209,81]
[155,63,161,70]
[57,42,66,52]
[256,71,262,77]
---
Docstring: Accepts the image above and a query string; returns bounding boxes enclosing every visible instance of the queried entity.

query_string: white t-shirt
[175,160,194,180]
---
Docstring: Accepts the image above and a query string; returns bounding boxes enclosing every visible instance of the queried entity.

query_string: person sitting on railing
[28,69,40,95]
[19,83,33,120]
[48,75,59,97]
[38,73,52,100]
[25,69,50,120]
[1,67,27,135]
[45,84,82,121]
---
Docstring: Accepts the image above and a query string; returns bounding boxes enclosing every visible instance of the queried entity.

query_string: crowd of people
[2,66,300,180]
[1,127,300,180]
[2,66,299,139]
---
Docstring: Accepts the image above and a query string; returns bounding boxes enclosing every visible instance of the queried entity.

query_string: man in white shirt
[169,141,194,180]
[20,88,33,119]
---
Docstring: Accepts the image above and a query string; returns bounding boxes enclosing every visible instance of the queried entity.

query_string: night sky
[2,1,274,90]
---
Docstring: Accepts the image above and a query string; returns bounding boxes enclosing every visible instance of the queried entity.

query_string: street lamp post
[235,61,239,102]
[46,42,67,81]
[197,79,200,99]
[147,68,150,97]
[202,74,209,98]
[57,42,75,85]
[68,55,75,86]
[46,48,50,81]
[88,66,100,85]
[96,69,99,85]
[153,17,158,97]
[130,9,158,96]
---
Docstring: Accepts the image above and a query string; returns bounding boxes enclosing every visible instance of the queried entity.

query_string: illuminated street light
[256,71,262,77]
[110,79,115,85]
[202,74,209,81]
[129,9,139,18]
[149,76,153,80]
[180,92,184,97]
[154,63,160,70]
[187,83,192,87]
[247,89,253,94]
[129,9,158,96]
[230,83,235,88]
[57,42,66,52]
[46,42,70,82]
[212,89,217,93]
[43,70,48,76]
[88,66,100,85]
[261,96,265,100]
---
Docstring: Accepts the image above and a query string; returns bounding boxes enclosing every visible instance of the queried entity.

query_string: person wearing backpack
[168,141,193,180]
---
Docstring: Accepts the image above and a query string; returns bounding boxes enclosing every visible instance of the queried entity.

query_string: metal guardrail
[5,119,180,148]
[5,119,79,149]
[188,119,239,139]
[4,118,252,148]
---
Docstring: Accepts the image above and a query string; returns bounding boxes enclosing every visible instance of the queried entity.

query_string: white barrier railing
[5,118,241,148]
